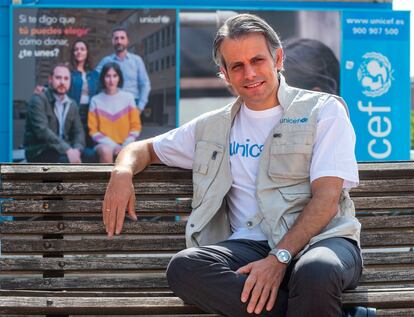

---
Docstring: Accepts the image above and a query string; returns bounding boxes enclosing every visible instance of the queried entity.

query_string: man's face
[220,33,283,110]
[49,66,71,97]
[112,30,129,53]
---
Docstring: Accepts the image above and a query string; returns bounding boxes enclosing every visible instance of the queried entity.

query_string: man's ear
[275,48,284,71]
[220,66,230,83]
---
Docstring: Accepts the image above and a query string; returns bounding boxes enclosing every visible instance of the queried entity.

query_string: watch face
[277,250,291,263]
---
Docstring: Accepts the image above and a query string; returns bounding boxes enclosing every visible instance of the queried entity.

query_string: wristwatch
[269,248,292,265]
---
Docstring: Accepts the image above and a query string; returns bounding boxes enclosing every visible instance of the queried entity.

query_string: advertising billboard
[342,11,411,161]
[12,8,176,163]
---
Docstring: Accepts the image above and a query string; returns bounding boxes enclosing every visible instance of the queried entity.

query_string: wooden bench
[1,162,414,316]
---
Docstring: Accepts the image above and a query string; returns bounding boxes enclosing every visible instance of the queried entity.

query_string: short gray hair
[212,14,283,69]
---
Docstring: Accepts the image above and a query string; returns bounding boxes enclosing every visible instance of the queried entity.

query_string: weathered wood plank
[358,215,414,229]
[0,221,186,235]
[1,236,186,254]
[0,295,201,315]
[1,199,192,215]
[3,180,414,200]
[0,256,172,272]
[353,196,414,210]
[0,182,193,197]
[363,252,414,266]
[3,196,414,217]
[2,252,414,272]
[342,288,414,308]
[360,231,414,247]
[0,164,192,181]
[376,309,414,317]
[350,179,414,196]
[4,218,413,238]
[1,227,412,254]
[0,274,168,290]
[358,162,414,179]
[2,289,414,315]
[360,269,414,284]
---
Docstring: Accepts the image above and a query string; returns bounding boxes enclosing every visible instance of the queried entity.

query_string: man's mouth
[244,81,264,89]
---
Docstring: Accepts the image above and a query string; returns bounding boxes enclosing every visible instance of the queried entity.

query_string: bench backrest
[1,162,414,294]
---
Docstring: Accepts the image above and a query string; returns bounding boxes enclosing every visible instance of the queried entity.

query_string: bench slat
[352,196,414,210]
[1,237,186,254]
[2,218,414,235]
[1,199,192,215]
[3,180,414,199]
[342,288,414,309]
[2,232,411,255]
[351,179,414,196]
[357,162,414,179]
[2,289,414,314]
[0,221,186,235]
[358,215,414,229]
[360,231,414,247]
[3,270,414,289]
[0,182,193,197]
[0,256,172,272]
[0,295,201,315]
[0,275,168,290]
[3,197,413,216]
[360,269,414,284]
[363,252,414,265]
[0,164,192,181]
[2,252,413,272]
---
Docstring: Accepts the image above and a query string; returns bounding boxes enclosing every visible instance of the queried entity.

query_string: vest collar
[277,73,299,111]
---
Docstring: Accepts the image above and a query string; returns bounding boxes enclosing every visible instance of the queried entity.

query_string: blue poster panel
[341,11,410,161]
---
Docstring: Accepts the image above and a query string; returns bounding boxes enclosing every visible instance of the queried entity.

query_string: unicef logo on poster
[357,52,394,97]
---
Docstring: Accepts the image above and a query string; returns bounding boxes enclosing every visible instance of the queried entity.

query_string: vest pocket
[191,141,224,209]
[268,143,312,182]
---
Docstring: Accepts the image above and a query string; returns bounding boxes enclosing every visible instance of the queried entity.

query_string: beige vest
[186,75,361,256]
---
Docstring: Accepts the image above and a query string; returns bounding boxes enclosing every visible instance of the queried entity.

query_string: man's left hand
[237,255,287,314]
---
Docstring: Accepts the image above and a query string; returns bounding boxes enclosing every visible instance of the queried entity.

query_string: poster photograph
[179,9,341,125]
[12,8,177,163]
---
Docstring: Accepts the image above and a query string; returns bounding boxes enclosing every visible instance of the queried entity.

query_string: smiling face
[104,67,120,95]
[73,41,88,64]
[49,66,71,97]
[219,33,283,110]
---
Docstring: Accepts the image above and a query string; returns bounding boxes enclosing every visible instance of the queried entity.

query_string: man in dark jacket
[24,63,94,163]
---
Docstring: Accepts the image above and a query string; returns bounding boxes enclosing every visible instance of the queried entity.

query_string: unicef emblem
[357,52,393,97]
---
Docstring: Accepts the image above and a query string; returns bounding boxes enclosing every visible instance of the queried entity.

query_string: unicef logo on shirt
[357,52,393,97]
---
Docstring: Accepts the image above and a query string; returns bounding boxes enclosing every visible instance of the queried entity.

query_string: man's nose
[244,64,256,80]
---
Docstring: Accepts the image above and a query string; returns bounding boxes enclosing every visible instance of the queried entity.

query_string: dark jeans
[167,237,362,317]
[27,147,98,163]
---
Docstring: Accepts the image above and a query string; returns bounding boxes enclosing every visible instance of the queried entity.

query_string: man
[103,15,375,317]
[96,27,151,112]
[24,63,92,163]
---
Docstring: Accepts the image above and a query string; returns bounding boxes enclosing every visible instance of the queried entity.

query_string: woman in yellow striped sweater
[88,62,142,163]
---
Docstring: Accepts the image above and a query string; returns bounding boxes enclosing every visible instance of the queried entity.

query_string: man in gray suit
[24,63,95,163]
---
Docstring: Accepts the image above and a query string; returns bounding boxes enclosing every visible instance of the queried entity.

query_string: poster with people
[13,8,177,163]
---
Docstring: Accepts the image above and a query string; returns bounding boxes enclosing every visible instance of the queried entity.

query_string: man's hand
[237,255,287,314]
[34,85,46,95]
[102,167,137,237]
[66,148,82,163]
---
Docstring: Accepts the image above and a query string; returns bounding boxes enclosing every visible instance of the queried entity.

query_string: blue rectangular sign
[341,11,411,161]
